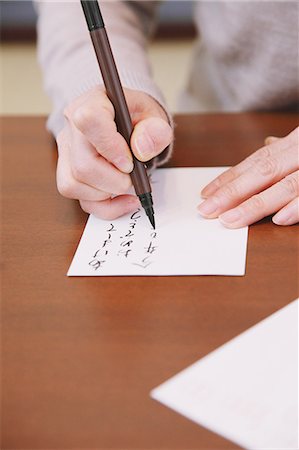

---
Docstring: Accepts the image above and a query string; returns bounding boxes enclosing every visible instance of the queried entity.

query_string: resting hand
[56,86,173,219]
[198,127,299,227]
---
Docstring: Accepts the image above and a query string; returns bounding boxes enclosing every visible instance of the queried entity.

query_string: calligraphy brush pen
[80,0,155,229]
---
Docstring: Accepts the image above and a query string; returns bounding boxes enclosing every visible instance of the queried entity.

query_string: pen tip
[138,193,155,229]
[148,213,155,229]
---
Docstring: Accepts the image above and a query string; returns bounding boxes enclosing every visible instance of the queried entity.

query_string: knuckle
[220,182,239,200]
[245,195,265,213]
[72,105,94,131]
[96,133,116,155]
[72,161,90,182]
[280,175,299,196]
[57,178,75,199]
[254,155,278,177]
[212,167,238,192]
[257,146,272,159]
[208,176,222,191]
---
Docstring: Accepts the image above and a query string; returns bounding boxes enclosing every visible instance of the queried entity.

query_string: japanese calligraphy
[87,209,159,270]
[88,222,117,270]
[132,231,158,269]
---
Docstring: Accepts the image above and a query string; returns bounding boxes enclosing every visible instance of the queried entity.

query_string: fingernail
[198,198,219,217]
[272,210,291,225]
[264,136,278,145]
[113,156,133,173]
[135,132,154,160]
[219,209,241,225]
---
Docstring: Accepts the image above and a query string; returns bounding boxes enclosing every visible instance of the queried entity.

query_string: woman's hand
[56,86,173,219]
[198,127,299,227]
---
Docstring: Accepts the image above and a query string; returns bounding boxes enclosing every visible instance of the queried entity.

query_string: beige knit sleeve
[35,0,172,151]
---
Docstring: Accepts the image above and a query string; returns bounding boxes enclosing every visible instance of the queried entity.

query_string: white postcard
[68,168,248,276]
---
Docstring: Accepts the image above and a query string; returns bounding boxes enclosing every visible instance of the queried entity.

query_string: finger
[131,117,173,162]
[69,124,132,195]
[201,128,297,198]
[57,159,111,201]
[198,140,299,218]
[80,195,140,220]
[218,171,299,228]
[272,197,299,226]
[69,88,133,173]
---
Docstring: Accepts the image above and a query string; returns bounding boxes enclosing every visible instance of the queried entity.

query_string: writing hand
[198,127,299,227]
[56,86,173,219]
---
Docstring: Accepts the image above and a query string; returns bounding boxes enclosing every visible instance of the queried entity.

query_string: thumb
[131,117,173,162]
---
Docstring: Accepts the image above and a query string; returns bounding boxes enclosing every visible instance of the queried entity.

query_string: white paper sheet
[68,168,248,276]
[151,299,299,449]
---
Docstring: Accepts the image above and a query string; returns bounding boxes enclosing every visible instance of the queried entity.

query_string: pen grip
[90,28,151,196]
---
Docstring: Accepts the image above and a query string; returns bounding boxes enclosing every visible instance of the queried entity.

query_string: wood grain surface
[1,114,298,449]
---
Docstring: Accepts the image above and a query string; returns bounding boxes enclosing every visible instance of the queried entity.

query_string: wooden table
[2,114,298,449]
